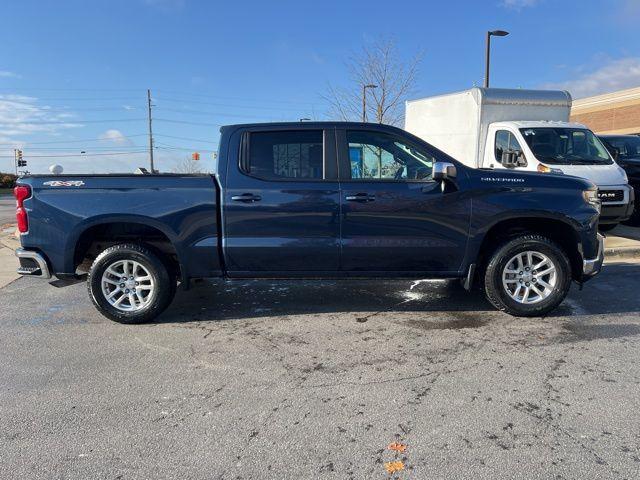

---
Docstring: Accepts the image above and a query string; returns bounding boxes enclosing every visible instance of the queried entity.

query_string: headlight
[583,188,601,212]
[537,163,563,174]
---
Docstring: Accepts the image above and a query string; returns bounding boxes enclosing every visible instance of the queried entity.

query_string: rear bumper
[15,248,51,279]
[582,233,604,280]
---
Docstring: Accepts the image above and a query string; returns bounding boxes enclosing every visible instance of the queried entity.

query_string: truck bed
[18,174,222,282]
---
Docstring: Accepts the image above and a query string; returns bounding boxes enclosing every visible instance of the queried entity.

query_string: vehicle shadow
[155,261,640,325]
[157,278,494,324]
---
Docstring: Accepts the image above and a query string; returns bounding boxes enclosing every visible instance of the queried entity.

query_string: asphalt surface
[1,262,640,479]
[0,194,15,225]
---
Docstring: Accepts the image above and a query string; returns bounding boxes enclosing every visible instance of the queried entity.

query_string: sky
[1,0,639,174]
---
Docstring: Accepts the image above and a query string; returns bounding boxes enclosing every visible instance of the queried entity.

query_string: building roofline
[572,86,640,111]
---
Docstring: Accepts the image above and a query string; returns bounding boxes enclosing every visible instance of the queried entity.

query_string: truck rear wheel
[88,243,176,324]
[484,235,571,317]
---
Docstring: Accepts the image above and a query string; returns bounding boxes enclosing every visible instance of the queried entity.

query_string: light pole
[485,30,509,88]
[362,84,378,122]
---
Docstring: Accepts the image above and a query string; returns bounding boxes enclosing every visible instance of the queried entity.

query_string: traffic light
[192,152,200,161]
[17,150,26,167]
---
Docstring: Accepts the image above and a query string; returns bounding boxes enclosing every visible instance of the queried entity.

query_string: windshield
[519,128,613,165]
[601,136,640,160]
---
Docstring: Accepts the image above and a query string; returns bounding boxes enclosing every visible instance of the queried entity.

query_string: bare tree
[172,156,204,174]
[324,38,422,126]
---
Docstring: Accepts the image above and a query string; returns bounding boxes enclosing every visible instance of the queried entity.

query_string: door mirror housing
[432,162,457,182]
[501,150,527,168]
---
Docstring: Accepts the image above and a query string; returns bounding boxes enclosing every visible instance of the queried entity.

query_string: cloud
[500,0,540,9]
[0,70,21,79]
[0,94,82,142]
[541,57,640,99]
[99,129,133,146]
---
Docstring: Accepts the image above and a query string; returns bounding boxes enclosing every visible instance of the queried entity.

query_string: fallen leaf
[388,442,407,452]
[384,460,405,474]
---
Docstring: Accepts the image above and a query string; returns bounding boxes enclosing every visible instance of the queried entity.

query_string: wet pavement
[1,261,640,479]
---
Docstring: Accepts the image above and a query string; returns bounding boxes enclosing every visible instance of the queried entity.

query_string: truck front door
[223,127,340,276]
[337,128,470,274]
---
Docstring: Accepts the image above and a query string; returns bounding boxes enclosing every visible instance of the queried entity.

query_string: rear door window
[245,130,324,180]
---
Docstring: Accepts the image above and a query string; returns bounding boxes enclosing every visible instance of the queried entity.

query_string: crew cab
[15,122,604,323]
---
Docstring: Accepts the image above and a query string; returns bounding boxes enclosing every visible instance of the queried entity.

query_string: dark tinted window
[602,136,640,159]
[495,130,523,163]
[247,130,323,180]
[347,131,434,181]
[520,128,612,165]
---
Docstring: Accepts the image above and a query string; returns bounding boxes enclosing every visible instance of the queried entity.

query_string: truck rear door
[336,127,470,274]
[222,126,340,276]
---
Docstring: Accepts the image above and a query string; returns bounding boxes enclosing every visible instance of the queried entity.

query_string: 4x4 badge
[43,180,85,187]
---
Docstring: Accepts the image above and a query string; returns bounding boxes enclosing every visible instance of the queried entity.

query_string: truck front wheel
[484,235,571,317]
[88,243,176,324]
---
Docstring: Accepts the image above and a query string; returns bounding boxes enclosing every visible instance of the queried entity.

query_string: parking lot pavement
[1,262,640,479]
[0,194,15,226]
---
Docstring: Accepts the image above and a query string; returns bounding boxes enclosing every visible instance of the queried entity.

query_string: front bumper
[15,248,51,279]
[600,186,635,224]
[582,233,604,279]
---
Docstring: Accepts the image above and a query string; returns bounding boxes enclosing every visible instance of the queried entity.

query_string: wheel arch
[69,215,183,279]
[473,216,583,281]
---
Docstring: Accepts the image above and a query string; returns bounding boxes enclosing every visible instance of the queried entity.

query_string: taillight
[14,185,31,233]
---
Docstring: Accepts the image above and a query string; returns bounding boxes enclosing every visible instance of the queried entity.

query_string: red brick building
[570,86,640,135]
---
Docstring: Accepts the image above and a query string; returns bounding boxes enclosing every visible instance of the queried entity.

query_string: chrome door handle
[345,193,375,202]
[231,193,262,202]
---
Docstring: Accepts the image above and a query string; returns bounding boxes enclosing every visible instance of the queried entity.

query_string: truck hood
[554,164,628,187]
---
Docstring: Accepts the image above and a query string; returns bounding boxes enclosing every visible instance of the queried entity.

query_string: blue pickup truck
[14,122,604,323]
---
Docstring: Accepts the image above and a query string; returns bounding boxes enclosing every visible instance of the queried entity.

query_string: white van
[405,88,634,229]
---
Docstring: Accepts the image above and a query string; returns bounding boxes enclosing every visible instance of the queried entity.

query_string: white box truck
[405,87,634,229]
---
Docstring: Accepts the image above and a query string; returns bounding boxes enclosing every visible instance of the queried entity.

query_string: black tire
[598,223,617,232]
[88,243,176,324]
[484,235,571,317]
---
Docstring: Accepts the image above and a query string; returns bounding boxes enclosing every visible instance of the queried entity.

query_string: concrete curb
[604,247,640,260]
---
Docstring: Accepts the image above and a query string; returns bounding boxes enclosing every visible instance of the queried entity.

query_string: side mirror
[432,162,457,182]
[501,150,527,168]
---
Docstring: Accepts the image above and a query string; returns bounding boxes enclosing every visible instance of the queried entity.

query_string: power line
[154,96,314,112]
[154,89,324,106]
[0,118,146,125]
[0,134,148,146]
[0,87,326,107]
[0,150,148,158]
[154,133,218,144]
[2,146,144,151]
[154,118,223,127]
[154,142,216,152]
[155,107,267,120]
[0,96,144,101]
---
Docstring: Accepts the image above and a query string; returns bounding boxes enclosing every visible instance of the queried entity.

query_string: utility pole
[14,149,18,176]
[147,89,155,173]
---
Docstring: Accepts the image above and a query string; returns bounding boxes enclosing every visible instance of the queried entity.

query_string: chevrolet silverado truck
[14,122,604,323]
